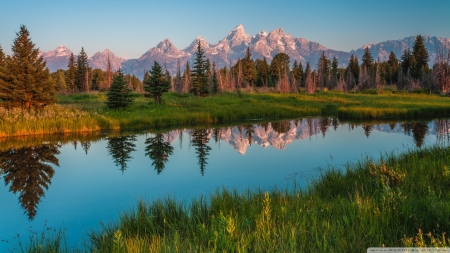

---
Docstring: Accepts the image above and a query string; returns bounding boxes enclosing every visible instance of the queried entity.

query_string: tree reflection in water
[0,144,60,220]
[402,122,429,148]
[191,129,212,176]
[106,135,137,173]
[145,133,174,174]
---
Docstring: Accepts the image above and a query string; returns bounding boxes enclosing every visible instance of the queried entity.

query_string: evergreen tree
[51,69,67,93]
[292,60,303,90]
[241,47,256,88]
[305,62,311,79]
[255,57,270,87]
[412,35,429,79]
[270,53,290,84]
[143,61,171,104]
[91,68,106,91]
[0,25,57,109]
[400,48,412,75]
[76,47,89,92]
[190,41,209,96]
[361,47,374,69]
[106,69,133,109]
[317,51,330,91]
[66,53,77,93]
[330,56,339,89]
[346,54,359,88]
[387,52,399,84]
[145,133,174,174]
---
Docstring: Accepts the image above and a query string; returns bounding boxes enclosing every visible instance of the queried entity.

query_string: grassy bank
[9,145,450,252]
[1,91,450,137]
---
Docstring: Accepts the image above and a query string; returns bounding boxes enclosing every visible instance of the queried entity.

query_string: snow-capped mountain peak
[42,44,72,58]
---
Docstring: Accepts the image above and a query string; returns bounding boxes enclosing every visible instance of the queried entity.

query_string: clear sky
[1,0,449,59]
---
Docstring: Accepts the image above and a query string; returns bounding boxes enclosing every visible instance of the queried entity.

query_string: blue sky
[1,0,449,59]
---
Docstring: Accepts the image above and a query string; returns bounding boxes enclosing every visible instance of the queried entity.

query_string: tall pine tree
[400,48,412,75]
[190,41,209,96]
[0,25,57,108]
[106,69,133,109]
[241,47,256,88]
[412,35,429,79]
[76,47,89,92]
[387,52,399,84]
[270,53,290,84]
[361,47,374,69]
[144,61,171,104]
[66,53,77,93]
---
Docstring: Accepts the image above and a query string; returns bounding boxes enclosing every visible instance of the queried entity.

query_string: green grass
[9,145,450,252]
[1,91,450,137]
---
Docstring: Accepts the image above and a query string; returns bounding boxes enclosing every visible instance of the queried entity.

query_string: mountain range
[40,24,450,79]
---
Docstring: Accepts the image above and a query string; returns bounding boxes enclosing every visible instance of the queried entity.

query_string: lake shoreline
[1,91,450,138]
[8,144,450,252]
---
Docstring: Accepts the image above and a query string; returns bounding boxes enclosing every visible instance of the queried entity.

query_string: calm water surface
[1,118,449,250]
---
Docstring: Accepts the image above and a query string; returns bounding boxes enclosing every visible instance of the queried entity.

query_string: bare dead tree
[106,54,112,89]
[305,71,315,94]
[433,45,450,93]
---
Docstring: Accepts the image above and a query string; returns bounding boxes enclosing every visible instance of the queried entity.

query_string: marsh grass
[1,91,449,137]
[90,145,450,252]
[12,145,450,252]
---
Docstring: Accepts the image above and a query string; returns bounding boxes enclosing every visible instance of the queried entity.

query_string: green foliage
[270,52,290,83]
[91,68,106,91]
[65,53,77,93]
[412,35,430,79]
[51,69,67,93]
[346,54,360,88]
[106,69,133,109]
[255,57,270,87]
[241,47,256,88]
[143,61,171,104]
[0,25,57,109]
[26,145,440,252]
[361,46,374,69]
[2,91,450,137]
[76,47,89,92]
[400,48,413,75]
[294,60,305,88]
[317,51,330,91]
[387,51,399,84]
[190,41,209,96]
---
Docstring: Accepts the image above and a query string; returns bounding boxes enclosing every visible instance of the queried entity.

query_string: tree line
[170,35,450,95]
[1,26,450,111]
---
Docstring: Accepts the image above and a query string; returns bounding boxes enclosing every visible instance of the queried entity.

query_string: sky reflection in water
[0,118,449,250]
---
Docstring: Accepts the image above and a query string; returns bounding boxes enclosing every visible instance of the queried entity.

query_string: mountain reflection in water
[0,118,449,221]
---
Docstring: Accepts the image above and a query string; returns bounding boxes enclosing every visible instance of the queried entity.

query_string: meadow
[8,145,450,252]
[1,90,450,137]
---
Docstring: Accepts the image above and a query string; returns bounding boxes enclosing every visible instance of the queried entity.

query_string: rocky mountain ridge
[40,25,450,79]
